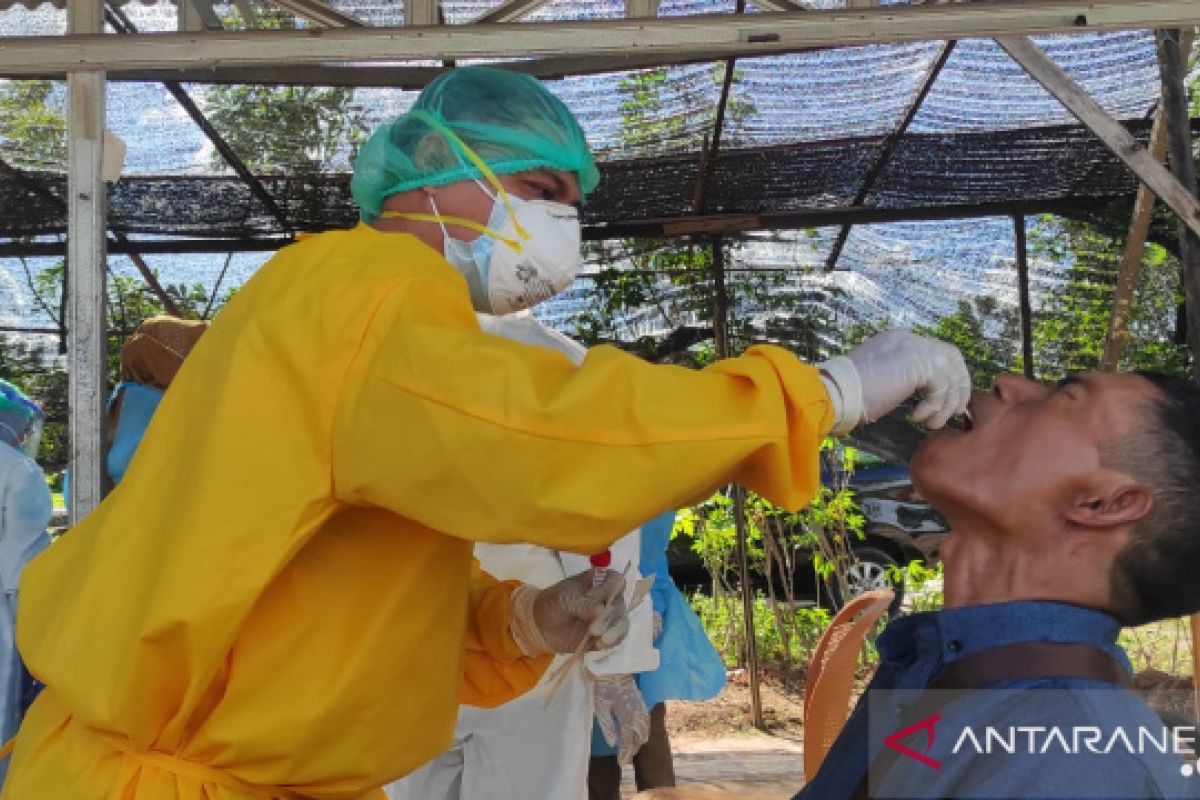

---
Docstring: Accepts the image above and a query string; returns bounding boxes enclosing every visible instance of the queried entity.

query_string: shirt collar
[878,600,1128,672]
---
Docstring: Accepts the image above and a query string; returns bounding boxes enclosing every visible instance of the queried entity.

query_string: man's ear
[1064,481,1153,530]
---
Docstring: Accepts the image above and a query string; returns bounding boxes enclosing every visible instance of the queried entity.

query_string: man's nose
[991,372,1045,402]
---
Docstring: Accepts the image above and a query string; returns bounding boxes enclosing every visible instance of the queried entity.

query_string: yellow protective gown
[4,224,834,800]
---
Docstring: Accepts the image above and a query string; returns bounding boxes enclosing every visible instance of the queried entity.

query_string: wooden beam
[3,1,1199,74]
[626,0,661,18]
[32,50,738,87]
[1098,110,1171,371]
[473,0,553,24]
[232,0,259,28]
[406,0,439,27]
[263,0,365,27]
[67,0,106,521]
[179,0,223,31]
[1013,214,1035,379]
[996,35,1200,240]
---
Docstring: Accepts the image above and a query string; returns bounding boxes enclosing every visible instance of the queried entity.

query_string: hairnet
[351,66,599,221]
[0,379,43,457]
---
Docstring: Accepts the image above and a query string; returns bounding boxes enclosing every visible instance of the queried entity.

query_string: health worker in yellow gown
[2,66,970,800]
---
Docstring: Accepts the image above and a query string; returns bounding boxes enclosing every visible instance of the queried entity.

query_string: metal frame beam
[749,0,807,12]
[0,198,1132,259]
[1013,214,1035,379]
[3,1,1199,74]
[996,35,1200,240]
[67,0,106,521]
[105,5,292,233]
[824,40,955,270]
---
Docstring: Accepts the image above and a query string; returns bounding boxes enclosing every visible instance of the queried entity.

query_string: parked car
[821,449,948,614]
[666,449,947,615]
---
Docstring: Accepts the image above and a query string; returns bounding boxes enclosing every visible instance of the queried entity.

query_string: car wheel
[830,546,905,617]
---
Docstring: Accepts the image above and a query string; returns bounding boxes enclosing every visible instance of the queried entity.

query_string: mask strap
[379,209,525,252]
[410,109,531,243]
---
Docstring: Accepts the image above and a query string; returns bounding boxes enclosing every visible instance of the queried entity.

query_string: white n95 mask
[391,184,583,315]
[480,195,582,315]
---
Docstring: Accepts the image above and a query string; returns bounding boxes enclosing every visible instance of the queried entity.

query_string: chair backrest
[802,589,894,781]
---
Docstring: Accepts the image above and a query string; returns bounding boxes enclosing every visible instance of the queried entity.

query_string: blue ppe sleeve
[107,382,164,486]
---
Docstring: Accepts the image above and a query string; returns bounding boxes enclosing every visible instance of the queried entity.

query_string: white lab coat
[0,444,50,785]
[385,313,657,800]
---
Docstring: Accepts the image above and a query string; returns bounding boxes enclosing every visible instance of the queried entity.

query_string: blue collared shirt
[797,601,1198,800]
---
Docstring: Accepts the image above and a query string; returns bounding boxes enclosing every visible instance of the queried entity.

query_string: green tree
[1029,217,1189,380]
[0,80,66,170]
[203,5,367,174]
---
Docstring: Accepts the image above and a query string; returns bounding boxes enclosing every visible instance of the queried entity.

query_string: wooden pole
[1013,215,1035,379]
[1155,26,1200,721]
[1099,112,1171,371]
[1156,28,1200,374]
[712,233,765,730]
[1192,615,1200,723]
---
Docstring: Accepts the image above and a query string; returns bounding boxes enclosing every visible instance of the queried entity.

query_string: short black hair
[1108,371,1200,625]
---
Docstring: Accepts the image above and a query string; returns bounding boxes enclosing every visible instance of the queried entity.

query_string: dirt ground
[616,670,811,798]
[666,668,808,743]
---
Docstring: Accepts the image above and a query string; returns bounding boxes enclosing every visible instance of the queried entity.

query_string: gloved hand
[593,674,651,764]
[818,329,970,434]
[508,569,629,657]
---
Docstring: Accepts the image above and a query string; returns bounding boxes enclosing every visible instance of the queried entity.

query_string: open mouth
[947,408,974,433]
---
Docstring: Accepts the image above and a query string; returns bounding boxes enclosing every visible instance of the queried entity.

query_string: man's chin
[910,430,963,507]
[911,426,957,473]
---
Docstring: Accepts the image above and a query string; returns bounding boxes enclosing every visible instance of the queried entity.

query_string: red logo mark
[884,713,942,771]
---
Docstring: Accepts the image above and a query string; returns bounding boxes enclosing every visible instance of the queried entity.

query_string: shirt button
[947,639,963,653]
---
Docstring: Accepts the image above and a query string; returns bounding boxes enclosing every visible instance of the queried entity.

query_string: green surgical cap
[351,66,599,222]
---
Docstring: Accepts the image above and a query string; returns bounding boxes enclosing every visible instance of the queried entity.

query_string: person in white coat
[0,380,51,785]
[385,312,657,800]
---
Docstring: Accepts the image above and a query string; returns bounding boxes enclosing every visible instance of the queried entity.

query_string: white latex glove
[509,569,629,656]
[593,674,651,764]
[818,329,970,434]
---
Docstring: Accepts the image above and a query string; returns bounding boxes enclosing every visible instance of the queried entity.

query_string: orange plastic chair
[632,790,789,799]
[802,589,894,782]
